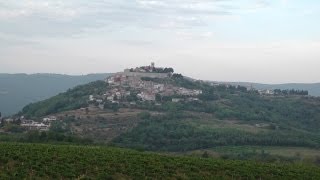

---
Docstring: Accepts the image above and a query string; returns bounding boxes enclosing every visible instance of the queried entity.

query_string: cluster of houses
[89,63,203,105]
[258,89,275,95]
[1,116,57,131]
[0,115,58,131]
[20,116,57,131]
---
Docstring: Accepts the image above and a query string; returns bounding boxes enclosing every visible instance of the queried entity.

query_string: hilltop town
[0,115,57,132]
[89,63,203,106]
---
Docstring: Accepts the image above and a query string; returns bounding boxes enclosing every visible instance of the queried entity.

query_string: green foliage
[274,89,309,96]
[202,151,209,158]
[50,121,69,133]
[172,73,183,79]
[0,142,320,179]
[137,112,151,120]
[138,77,320,132]
[2,124,25,133]
[113,114,320,152]
[0,130,93,145]
[22,131,93,144]
[18,76,320,155]
[21,81,108,118]
[104,102,120,112]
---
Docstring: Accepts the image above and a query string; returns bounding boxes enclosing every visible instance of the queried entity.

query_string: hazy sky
[1,0,319,83]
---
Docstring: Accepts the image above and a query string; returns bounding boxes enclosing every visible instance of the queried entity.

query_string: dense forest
[1,142,319,179]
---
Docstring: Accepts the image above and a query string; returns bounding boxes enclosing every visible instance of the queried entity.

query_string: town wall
[121,69,169,79]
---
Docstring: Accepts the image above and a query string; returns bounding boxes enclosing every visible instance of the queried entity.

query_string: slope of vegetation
[21,81,108,118]
[113,113,320,152]
[19,77,320,154]
[1,142,320,179]
[0,73,109,116]
[141,77,320,132]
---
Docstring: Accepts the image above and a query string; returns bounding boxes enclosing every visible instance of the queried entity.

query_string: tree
[202,151,209,158]
[111,103,119,112]
[138,112,151,120]
[167,68,174,73]
[155,94,162,102]
[172,74,183,79]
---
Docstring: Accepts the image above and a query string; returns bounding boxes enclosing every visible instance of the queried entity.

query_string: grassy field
[1,142,320,179]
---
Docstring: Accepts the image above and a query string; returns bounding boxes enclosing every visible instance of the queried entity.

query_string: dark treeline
[274,89,309,96]
[0,130,93,145]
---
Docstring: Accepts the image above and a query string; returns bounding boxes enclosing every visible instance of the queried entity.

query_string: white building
[96,99,103,103]
[193,90,203,95]
[172,98,182,103]
[137,92,156,101]
[89,95,95,101]
[21,122,50,131]
[258,89,274,95]
[43,116,57,123]
[107,76,115,84]
[154,84,165,91]
[107,96,114,101]
[188,97,200,101]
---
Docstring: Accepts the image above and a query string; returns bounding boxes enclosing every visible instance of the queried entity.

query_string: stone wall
[122,69,169,79]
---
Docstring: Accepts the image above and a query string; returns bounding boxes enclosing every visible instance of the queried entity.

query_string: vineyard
[0,142,320,179]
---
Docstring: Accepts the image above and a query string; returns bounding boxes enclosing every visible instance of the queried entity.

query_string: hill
[227,82,320,96]
[1,142,319,179]
[18,74,320,152]
[0,73,111,116]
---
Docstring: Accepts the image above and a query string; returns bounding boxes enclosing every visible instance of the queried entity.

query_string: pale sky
[1,0,320,83]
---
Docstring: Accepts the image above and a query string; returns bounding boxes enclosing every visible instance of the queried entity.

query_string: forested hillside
[21,81,108,118]
[0,73,110,116]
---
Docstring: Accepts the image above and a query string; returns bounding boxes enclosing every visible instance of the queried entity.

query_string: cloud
[0,0,263,38]
[0,1,78,21]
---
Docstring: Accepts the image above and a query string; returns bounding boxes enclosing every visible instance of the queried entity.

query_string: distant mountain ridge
[225,82,320,96]
[0,73,111,116]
